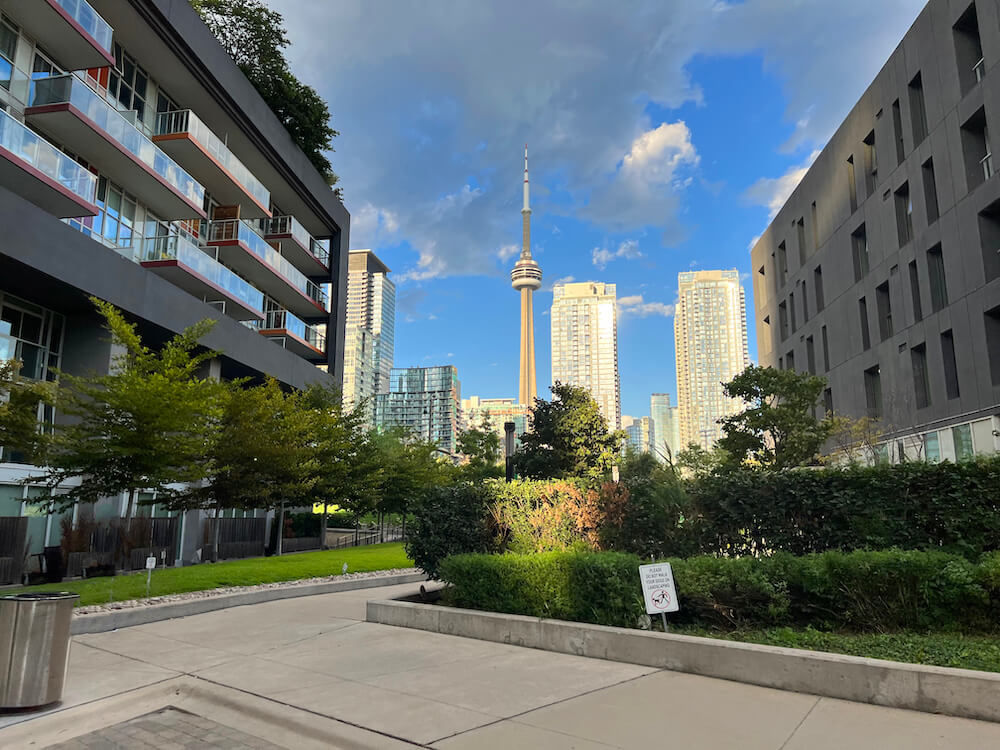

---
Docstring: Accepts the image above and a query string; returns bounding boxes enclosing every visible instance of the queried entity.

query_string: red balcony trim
[152,131,272,218]
[0,141,99,217]
[44,0,116,66]
[206,236,327,314]
[259,327,325,356]
[26,102,208,220]
[140,259,264,319]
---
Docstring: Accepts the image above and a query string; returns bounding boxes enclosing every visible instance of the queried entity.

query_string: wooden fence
[0,517,28,585]
[203,517,266,561]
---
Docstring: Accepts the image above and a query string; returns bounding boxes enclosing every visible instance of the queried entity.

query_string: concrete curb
[366,599,1000,724]
[69,572,426,634]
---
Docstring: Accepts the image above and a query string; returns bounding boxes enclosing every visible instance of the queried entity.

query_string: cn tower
[511,145,542,405]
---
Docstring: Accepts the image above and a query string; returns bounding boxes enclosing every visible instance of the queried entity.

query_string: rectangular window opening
[863,130,878,194]
[876,280,893,340]
[851,224,869,282]
[941,329,960,400]
[977,198,1000,283]
[953,3,984,95]
[813,266,825,312]
[908,260,923,323]
[864,364,882,419]
[859,297,871,351]
[847,155,858,213]
[922,158,940,224]
[909,71,928,144]
[806,335,816,375]
[927,244,949,312]
[894,182,913,246]
[986,305,1000,386]
[892,99,905,164]
[911,343,930,409]
[821,325,830,371]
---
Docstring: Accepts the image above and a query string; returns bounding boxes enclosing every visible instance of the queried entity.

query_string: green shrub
[406,483,496,578]
[439,548,1000,633]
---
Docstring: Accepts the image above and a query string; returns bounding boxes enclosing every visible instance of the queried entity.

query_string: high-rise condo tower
[511,145,542,405]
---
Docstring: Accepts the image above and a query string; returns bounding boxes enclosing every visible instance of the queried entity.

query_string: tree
[0,359,56,465]
[717,365,832,470]
[191,0,340,189]
[513,382,624,481]
[39,299,225,518]
[455,416,503,482]
[675,443,729,478]
[372,428,446,525]
[188,378,316,557]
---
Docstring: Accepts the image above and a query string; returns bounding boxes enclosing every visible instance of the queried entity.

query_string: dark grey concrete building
[0,0,349,572]
[751,0,1000,462]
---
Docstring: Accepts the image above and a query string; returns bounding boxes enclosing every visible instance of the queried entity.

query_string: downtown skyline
[267,0,928,416]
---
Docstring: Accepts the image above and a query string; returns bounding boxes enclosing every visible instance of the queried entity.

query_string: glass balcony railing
[0,54,30,104]
[0,108,98,204]
[260,215,330,267]
[137,235,264,314]
[30,75,205,209]
[209,219,328,309]
[52,0,114,55]
[155,109,270,209]
[264,309,326,352]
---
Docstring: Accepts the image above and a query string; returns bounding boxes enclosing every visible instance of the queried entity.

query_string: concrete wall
[751,0,1000,446]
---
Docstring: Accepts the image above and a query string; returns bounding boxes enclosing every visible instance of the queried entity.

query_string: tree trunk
[321,505,329,550]
[275,502,285,556]
[212,505,221,563]
[124,488,136,521]
[401,509,406,540]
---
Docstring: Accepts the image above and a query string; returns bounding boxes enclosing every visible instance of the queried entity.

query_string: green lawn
[674,626,1000,673]
[19,543,413,607]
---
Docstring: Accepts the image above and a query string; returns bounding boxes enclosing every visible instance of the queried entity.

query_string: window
[927,244,948,312]
[777,241,788,286]
[814,266,825,312]
[911,343,930,409]
[801,281,809,323]
[786,350,796,372]
[909,72,928,144]
[909,260,923,322]
[895,182,913,246]
[977,198,1000,283]
[811,201,819,250]
[806,336,816,374]
[941,329,960,399]
[789,291,797,332]
[921,158,940,224]
[821,325,830,371]
[108,44,149,128]
[778,301,789,341]
[863,130,878,193]
[859,297,871,351]
[876,281,893,340]
[892,99,905,164]
[953,3,984,95]
[952,424,974,460]
[847,155,858,212]
[985,305,1000,386]
[823,388,833,417]
[864,365,882,419]
[0,15,16,64]
[757,265,767,303]
[796,217,807,264]
[761,315,773,355]
[961,107,992,191]
[924,431,941,462]
[851,224,869,282]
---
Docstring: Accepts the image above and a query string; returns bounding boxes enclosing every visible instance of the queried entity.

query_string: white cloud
[497,244,519,262]
[592,239,643,269]
[349,202,399,250]
[543,274,576,293]
[618,294,675,318]
[743,150,820,219]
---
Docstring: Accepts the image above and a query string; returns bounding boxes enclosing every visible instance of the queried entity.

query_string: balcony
[0,53,30,106]
[26,75,206,220]
[0,0,115,69]
[136,235,264,322]
[207,219,328,318]
[153,110,271,219]
[259,309,326,359]
[0,108,98,217]
[260,215,330,271]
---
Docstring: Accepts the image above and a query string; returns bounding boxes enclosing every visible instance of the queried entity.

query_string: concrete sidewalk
[3,582,1000,749]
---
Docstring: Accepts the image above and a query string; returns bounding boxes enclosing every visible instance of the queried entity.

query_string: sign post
[638,561,679,631]
[145,555,156,597]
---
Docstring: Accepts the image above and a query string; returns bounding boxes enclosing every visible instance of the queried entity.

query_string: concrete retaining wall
[69,572,425,634]
[366,599,1000,723]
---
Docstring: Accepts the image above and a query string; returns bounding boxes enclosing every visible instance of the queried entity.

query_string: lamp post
[504,421,516,482]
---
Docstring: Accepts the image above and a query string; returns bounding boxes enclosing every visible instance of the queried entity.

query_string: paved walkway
[3,581,1000,748]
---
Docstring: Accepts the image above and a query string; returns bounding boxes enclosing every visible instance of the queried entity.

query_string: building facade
[650,393,680,461]
[343,249,395,412]
[675,270,750,449]
[623,416,654,454]
[376,366,461,455]
[551,281,621,429]
[0,0,349,575]
[751,0,1000,462]
[461,396,531,449]
[341,327,375,421]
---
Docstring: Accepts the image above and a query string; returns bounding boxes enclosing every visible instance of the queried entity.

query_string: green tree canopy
[513,382,624,481]
[372,427,447,519]
[191,0,340,189]
[0,359,56,465]
[717,365,832,470]
[39,299,225,516]
[455,415,503,482]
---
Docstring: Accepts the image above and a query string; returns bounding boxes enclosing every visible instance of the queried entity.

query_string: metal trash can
[0,592,79,709]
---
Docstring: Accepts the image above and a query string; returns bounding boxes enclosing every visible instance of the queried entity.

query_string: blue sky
[271,0,925,418]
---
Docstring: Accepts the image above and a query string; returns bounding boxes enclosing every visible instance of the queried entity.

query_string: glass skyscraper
[375,366,461,455]
[650,393,680,461]
[550,281,621,429]
[344,249,395,415]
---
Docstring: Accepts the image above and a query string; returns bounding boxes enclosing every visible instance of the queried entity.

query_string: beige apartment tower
[344,249,395,412]
[511,146,542,406]
[551,281,621,429]
[675,270,750,449]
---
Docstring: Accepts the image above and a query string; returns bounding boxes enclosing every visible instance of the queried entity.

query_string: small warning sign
[639,562,679,615]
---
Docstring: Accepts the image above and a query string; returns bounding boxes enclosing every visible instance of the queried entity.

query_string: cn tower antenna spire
[512,144,541,406]
[523,143,530,216]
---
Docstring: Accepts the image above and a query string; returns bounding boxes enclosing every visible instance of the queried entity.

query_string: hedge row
[439,549,1000,633]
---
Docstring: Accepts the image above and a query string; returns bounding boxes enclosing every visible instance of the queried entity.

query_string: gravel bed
[73,567,422,615]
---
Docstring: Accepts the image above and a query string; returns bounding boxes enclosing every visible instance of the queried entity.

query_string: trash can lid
[0,592,79,601]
